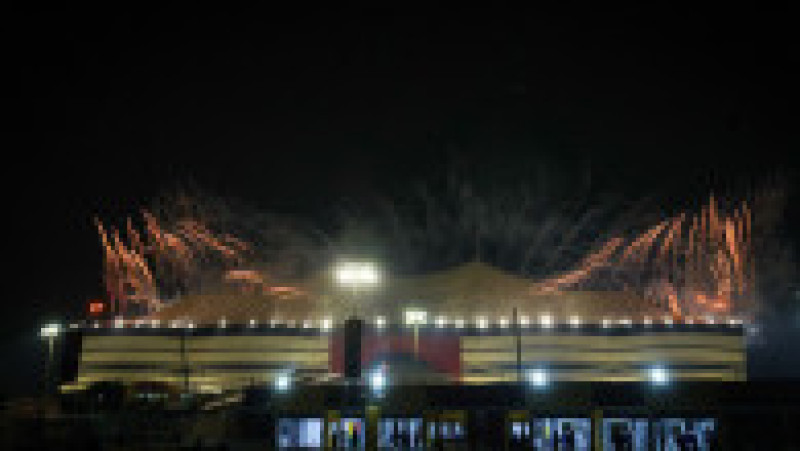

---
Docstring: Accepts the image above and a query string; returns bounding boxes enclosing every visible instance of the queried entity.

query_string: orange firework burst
[95,207,254,316]
[532,193,756,319]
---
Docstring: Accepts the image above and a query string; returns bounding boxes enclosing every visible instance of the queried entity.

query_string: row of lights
[272,365,669,393]
[68,315,746,331]
[525,366,671,387]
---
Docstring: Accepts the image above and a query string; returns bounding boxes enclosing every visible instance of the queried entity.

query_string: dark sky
[7,6,798,394]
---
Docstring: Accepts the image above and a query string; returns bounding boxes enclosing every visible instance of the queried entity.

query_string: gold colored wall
[461,332,746,383]
[73,334,329,392]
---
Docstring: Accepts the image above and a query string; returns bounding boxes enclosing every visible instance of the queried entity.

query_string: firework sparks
[531,193,757,318]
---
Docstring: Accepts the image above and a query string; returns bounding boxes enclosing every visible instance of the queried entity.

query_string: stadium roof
[149,261,662,323]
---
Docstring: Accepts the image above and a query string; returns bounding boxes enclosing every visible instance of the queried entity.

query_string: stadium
[50,258,759,449]
[46,192,794,450]
[62,260,747,394]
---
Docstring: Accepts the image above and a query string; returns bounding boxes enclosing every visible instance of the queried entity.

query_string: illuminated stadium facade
[52,264,794,449]
[61,261,747,394]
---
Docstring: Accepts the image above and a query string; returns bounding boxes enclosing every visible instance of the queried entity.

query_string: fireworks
[96,207,253,314]
[531,193,758,319]
[94,176,791,320]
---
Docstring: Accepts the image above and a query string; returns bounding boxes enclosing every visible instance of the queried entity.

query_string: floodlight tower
[404,308,427,357]
[39,323,62,395]
[334,260,381,317]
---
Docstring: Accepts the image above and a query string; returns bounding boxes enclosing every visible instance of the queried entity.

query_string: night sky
[7,6,798,395]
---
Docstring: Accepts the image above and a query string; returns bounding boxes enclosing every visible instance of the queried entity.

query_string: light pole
[404,308,427,357]
[333,260,381,317]
[39,323,62,396]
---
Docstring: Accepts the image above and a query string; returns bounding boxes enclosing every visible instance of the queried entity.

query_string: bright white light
[454,318,465,329]
[321,317,333,331]
[499,317,510,328]
[435,316,447,328]
[249,319,257,328]
[375,316,387,329]
[369,369,387,393]
[404,309,427,326]
[685,317,694,325]
[568,315,582,327]
[219,318,227,328]
[40,323,62,338]
[526,369,548,387]
[186,321,195,330]
[169,321,179,329]
[270,318,280,327]
[601,318,611,328]
[663,317,674,326]
[274,373,291,392]
[334,261,381,287]
[643,317,653,326]
[649,366,670,385]
[539,314,554,328]
[620,318,633,327]
[519,315,530,327]
[476,316,488,329]
[134,319,143,328]
[704,316,715,325]
[114,317,124,329]
[150,319,160,328]
[302,319,312,329]
[286,320,296,328]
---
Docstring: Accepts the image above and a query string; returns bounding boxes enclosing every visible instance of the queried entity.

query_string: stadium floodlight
[274,372,291,393]
[40,323,62,339]
[526,368,549,387]
[40,322,63,395]
[648,366,670,386]
[404,309,427,326]
[539,314,554,328]
[568,315,582,328]
[405,309,427,356]
[334,261,381,287]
